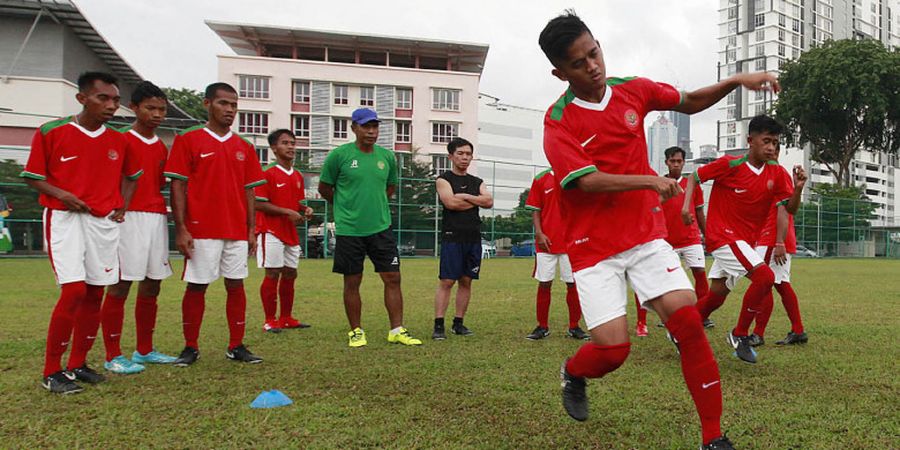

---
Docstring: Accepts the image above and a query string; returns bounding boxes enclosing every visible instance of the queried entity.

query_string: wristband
[774,243,786,247]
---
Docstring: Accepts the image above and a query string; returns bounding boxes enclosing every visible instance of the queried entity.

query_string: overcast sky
[76,0,724,146]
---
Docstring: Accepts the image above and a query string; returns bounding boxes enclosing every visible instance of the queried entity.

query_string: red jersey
[661,176,704,248]
[696,155,793,252]
[21,117,141,217]
[163,126,266,241]
[122,128,168,214]
[543,77,683,271]
[757,200,797,254]
[525,170,567,254]
[254,163,305,246]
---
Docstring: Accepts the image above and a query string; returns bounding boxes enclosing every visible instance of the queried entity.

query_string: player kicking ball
[539,11,779,449]
[686,115,806,365]
[254,129,313,333]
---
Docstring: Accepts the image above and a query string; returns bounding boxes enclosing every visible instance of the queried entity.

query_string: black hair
[204,82,237,100]
[77,71,118,92]
[130,80,167,105]
[664,146,686,160]
[538,10,593,66]
[267,128,294,147]
[447,137,474,155]
[748,115,784,135]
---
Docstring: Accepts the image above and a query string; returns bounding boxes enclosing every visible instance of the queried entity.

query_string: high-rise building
[670,111,692,158]
[647,113,678,175]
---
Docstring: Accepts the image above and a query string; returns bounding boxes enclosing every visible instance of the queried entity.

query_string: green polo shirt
[320,142,398,236]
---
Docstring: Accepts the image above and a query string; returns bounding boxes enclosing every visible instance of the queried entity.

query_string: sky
[75,0,724,147]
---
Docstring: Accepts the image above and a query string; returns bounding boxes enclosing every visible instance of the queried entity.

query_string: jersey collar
[202,127,233,142]
[275,164,294,176]
[128,129,159,145]
[571,85,613,112]
[745,161,764,176]
[68,121,107,138]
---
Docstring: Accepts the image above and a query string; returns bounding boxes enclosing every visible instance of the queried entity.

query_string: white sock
[389,326,404,335]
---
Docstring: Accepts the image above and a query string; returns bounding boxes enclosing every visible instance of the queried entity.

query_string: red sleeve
[774,166,794,205]
[543,115,598,189]
[159,142,168,188]
[297,173,305,202]
[693,181,704,207]
[254,170,271,201]
[243,142,266,188]
[122,135,143,180]
[695,156,733,183]
[21,130,48,180]
[163,134,191,181]
[639,77,683,111]
[525,176,544,210]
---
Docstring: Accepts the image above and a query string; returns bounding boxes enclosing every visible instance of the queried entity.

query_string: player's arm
[386,184,396,199]
[785,165,808,215]
[673,72,780,115]
[246,188,257,254]
[695,204,707,236]
[457,183,494,208]
[255,199,304,223]
[318,182,335,203]
[532,210,552,252]
[437,178,474,211]
[111,177,138,222]
[575,171,681,199]
[23,179,89,213]
[773,204,789,265]
[169,179,192,259]
[681,176,699,225]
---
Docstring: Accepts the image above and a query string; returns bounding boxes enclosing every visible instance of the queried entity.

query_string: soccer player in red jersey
[164,82,267,366]
[524,169,588,341]
[99,81,178,375]
[254,129,313,333]
[685,115,806,365]
[22,72,141,394]
[539,12,778,449]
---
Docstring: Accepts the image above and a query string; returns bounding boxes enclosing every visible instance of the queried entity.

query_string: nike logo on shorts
[200,152,215,158]
[104,267,114,272]
[666,267,678,272]
[701,380,720,389]
[60,155,78,162]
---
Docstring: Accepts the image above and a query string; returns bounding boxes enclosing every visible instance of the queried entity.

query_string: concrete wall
[0,16,64,79]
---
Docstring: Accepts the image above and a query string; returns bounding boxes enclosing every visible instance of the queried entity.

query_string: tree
[0,159,42,219]
[795,183,877,255]
[487,188,533,243]
[774,39,900,187]
[393,148,438,249]
[163,87,207,122]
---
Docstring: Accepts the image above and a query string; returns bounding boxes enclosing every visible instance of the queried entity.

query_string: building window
[726,49,736,62]
[432,88,460,111]
[238,112,268,135]
[755,103,767,115]
[727,6,737,19]
[396,88,413,109]
[754,0,765,12]
[779,28,786,41]
[727,136,737,148]
[792,18,801,32]
[755,44,765,57]
[432,155,451,176]
[756,29,766,41]
[238,75,269,99]
[334,84,349,105]
[755,57,766,70]
[293,81,310,103]
[431,122,458,143]
[333,118,348,139]
[727,91,737,105]
[396,121,411,143]
[727,122,737,134]
[778,43,786,56]
[792,48,799,59]
[779,13,786,27]
[293,115,310,138]
[755,13,765,27]
[728,21,738,34]
[726,107,736,120]
[256,147,269,164]
[360,86,375,107]
[756,90,766,100]
[727,35,737,47]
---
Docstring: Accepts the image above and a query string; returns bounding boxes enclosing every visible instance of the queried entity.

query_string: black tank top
[439,171,483,243]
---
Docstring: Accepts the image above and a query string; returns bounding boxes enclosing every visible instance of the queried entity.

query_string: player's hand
[792,165,808,190]
[304,206,314,220]
[57,191,90,213]
[110,207,126,223]
[650,176,682,201]
[176,229,194,259]
[681,209,694,226]
[535,232,552,252]
[248,230,257,256]
[736,72,780,94]
[773,244,787,265]
[286,210,304,224]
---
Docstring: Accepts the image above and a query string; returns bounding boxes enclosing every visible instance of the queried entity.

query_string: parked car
[510,240,535,257]
[794,244,819,258]
[481,240,496,258]
[398,243,416,256]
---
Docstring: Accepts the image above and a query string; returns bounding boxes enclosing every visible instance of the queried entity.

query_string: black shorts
[439,241,482,280]
[333,228,400,275]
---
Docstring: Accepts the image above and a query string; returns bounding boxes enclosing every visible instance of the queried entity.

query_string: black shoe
[776,331,808,345]
[173,346,199,367]
[702,435,735,450]
[66,365,106,384]
[703,318,715,329]
[560,358,588,421]
[451,324,474,336]
[656,322,666,328]
[42,371,84,394]
[526,326,550,340]
[666,331,681,355]
[566,327,590,340]
[747,333,765,347]
[226,344,263,364]
[432,325,446,340]
[727,332,757,364]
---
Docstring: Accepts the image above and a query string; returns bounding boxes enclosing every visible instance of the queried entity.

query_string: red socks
[733,265,775,336]
[565,342,630,378]
[692,268,709,301]
[565,284,582,329]
[776,282,804,334]
[666,305,723,446]
[259,276,278,322]
[43,282,86,377]
[279,275,296,320]
[226,285,247,350]
[536,285,551,328]
[752,291,775,337]
[634,294,647,325]
[100,292,127,361]
[696,291,727,321]
[182,289,206,349]
[66,285,104,370]
[135,295,158,355]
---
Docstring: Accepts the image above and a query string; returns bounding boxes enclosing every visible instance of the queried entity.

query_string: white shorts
[43,208,119,286]
[673,243,706,269]
[256,233,301,269]
[755,245,792,284]
[708,241,765,290]
[119,211,173,281]
[573,239,693,330]
[182,239,249,284]
[533,252,574,283]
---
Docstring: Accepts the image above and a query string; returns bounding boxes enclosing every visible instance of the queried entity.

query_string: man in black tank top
[432,138,493,340]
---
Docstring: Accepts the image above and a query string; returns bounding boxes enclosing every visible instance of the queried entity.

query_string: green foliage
[487,188,533,243]
[162,87,207,121]
[796,183,877,253]
[394,150,438,248]
[774,39,900,186]
[0,159,42,219]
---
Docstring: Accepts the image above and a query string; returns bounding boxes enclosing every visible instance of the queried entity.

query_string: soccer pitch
[1,257,897,448]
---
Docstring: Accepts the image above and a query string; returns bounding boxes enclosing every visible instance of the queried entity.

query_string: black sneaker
[566,327,590,341]
[66,365,106,384]
[173,346,199,367]
[432,325,446,340]
[666,331,681,355]
[747,333,765,347]
[451,324,474,336]
[703,318,715,329]
[526,326,550,340]
[727,332,757,364]
[702,435,735,450]
[226,344,263,364]
[42,371,84,394]
[776,331,808,345]
[560,358,588,421]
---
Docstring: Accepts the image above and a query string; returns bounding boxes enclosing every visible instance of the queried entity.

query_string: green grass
[0,257,898,449]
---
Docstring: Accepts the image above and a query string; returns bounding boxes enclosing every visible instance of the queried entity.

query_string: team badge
[107,149,119,160]
[350,159,359,168]
[377,161,386,170]
[767,180,774,190]
[236,151,246,161]
[624,109,639,129]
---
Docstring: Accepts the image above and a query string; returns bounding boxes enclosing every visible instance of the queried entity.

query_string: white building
[647,113,678,175]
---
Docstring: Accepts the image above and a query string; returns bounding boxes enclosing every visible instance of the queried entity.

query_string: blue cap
[351,108,379,125]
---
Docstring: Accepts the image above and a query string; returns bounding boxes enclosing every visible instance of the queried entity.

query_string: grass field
[0,257,897,449]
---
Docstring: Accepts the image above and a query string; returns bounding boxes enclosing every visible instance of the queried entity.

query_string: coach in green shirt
[319,108,422,348]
